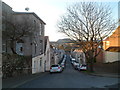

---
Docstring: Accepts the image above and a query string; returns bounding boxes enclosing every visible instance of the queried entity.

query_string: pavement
[92,73,120,78]
[83,71,120,78]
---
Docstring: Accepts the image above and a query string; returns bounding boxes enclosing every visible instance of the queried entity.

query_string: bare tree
[2,17,33,54]
[57,2,117,72]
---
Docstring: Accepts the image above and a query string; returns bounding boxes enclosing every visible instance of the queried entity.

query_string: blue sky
[2,0,119,41]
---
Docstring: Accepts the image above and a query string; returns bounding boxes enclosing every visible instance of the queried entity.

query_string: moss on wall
[2,53,32,78]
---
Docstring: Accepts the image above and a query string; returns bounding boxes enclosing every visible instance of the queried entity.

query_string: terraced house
[2,2,13,53]
[96,26,120,63]
[103,26,120,63]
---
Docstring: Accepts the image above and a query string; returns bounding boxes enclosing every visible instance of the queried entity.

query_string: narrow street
[1,1,120,89]
[17,55,118,88]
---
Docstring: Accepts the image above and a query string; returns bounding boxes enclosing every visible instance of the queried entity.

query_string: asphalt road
[18,55,119,88]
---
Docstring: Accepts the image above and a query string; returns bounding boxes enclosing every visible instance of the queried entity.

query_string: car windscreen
[75,61,78,63]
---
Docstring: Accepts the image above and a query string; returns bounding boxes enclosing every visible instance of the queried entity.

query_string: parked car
[73,61,79,70]
[62,59,66,63]
[76,64,82,70]
[71,58,76,65]
[50,65,62,73]
[64,55,67,58]
[71,58,75,61]
[61,62,65,69]
[78,64,87,71]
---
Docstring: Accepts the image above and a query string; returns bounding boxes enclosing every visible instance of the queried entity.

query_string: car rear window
[82,65,86,66]
[51,65,59,67]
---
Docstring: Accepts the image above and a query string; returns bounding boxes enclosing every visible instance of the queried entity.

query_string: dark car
[78,64,87,71]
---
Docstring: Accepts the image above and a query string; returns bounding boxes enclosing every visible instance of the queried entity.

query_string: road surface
[17,55,119,88]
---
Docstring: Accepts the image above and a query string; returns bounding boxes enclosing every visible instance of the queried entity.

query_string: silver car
[50,65,62,73]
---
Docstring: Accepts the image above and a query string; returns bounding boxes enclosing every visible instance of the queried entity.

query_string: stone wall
[2,53,32,78]
[104,51,120,63]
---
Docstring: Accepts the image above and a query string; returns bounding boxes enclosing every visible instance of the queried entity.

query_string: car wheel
[50,72,52,74]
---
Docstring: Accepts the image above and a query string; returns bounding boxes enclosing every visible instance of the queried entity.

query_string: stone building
[12,12,46,74]
[13,12,45,57]
[2,2,14,53]
[2,2,45,57]
[2,2,46,74]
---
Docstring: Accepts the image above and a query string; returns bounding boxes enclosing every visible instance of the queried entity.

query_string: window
[2,44,6,52]
[40,49,42,54]
[34,61,36,69]
[40,40,42,43]
[52,57,54,59]
[34,20,36,30]
[40,30,42,35]
[106,41,110,45]
[20,47,23,52]
[35,44,36,54]
[34,20,36,24]
[40,58,42,67]
[39,23,42,35]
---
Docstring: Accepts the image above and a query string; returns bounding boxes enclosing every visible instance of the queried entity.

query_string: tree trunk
[10,40,17,54]
[87,59,94,72]
[87,51,94,72]
[89,58,94,72]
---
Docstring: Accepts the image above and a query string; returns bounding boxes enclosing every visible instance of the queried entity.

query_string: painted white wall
[54,52,61,65]
[54,54,59,64]
[104,51,120,63]
[44,38,51,71]
[32,54,45,74]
